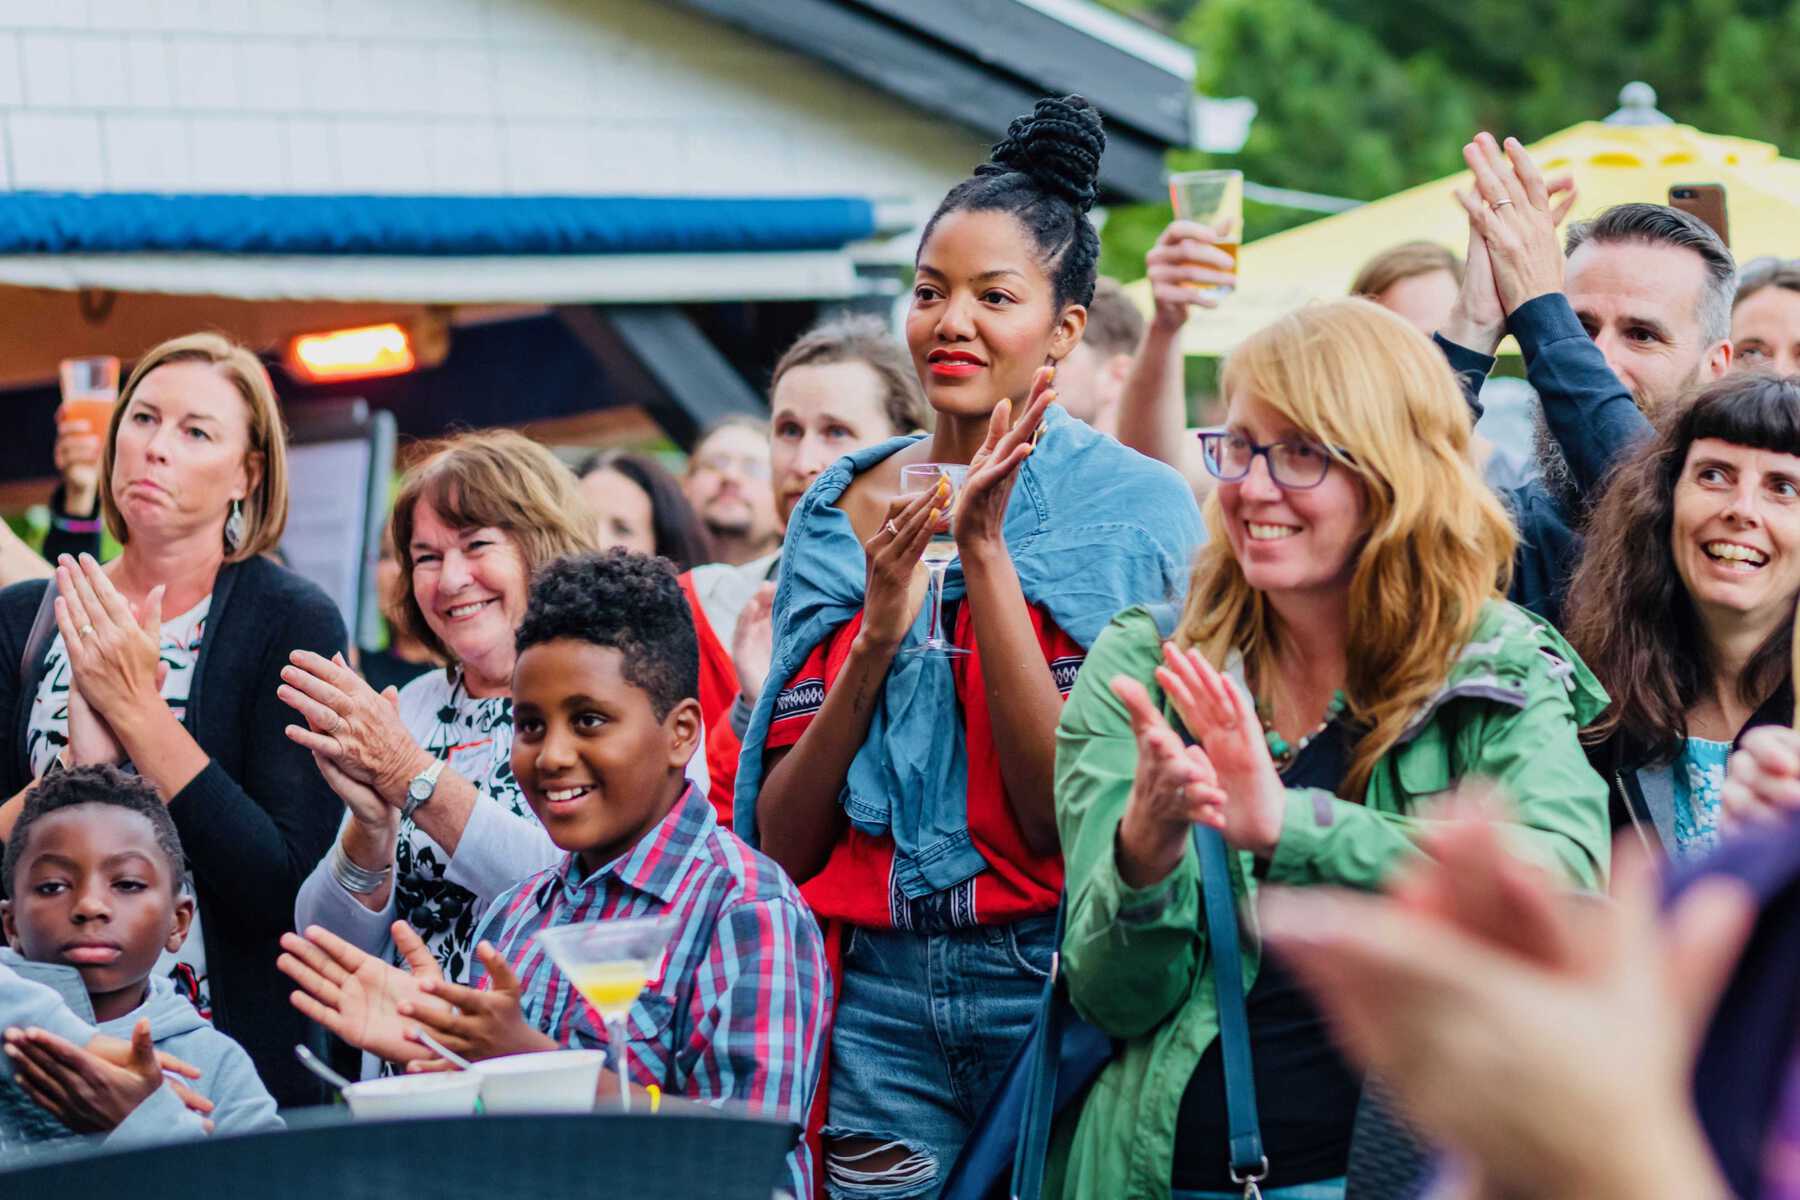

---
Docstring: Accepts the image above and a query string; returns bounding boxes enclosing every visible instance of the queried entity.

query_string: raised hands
[401,940,556,1065]
[859,486,936,650]
[1262,819,1749,1200]
[278,922,451,1065]
[3,1019,211,1134]
[730,581,777,704]
[53,426,103,516]
[1145,219,1236,331]
[1720,725,1800,827]
[52,554,166,725]
[1154,642,1287,857]
[1456,132,1580,316]
[1111,675,1226,888]
[280,650,428,815]
[954,367,1055,555]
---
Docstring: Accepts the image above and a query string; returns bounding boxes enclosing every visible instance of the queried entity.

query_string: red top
[765,598,1082,929]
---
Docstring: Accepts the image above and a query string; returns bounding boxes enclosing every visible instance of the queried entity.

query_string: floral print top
[390,667,533,984]
[1672,736,1731,857]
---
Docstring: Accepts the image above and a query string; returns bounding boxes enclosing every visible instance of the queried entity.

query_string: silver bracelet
[331,840,393,895]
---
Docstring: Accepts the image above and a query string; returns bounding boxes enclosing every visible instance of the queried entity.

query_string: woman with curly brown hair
[1566,372,1800,858]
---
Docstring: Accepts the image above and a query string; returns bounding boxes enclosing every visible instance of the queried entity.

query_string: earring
[223,499,245,554]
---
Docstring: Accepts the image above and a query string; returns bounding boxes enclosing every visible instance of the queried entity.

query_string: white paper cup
[473,1049,608,1113]
[342,1071,483,1120]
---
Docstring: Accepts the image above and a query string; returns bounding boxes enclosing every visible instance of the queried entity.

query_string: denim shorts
[821,913,1058,1200]
[1173,1179,1346,1200]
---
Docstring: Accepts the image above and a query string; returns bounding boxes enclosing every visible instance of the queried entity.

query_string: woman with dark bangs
[1566,372,1800,858]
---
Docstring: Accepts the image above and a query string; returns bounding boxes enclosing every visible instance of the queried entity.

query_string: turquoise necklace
[1259,690,1346,765]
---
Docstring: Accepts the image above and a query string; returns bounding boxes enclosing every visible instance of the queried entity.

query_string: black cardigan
[0,556,347,1107]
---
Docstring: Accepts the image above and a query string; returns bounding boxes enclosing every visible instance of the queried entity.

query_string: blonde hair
[388,429,596,664]
[100,332,289,562]
[1349,240,1463,299]
[1177,299,1516,799]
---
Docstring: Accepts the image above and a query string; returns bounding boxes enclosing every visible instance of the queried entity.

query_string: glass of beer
[58,356,121,438]
[1168,169,1243,297]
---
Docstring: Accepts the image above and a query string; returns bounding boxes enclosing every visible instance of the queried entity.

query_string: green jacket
[1048,599,1612,1200]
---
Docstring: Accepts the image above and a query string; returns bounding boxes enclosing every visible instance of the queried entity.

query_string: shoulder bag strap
[1147,601,1266,1193]
[18,578,58,692]
[1192,821,1267,1195]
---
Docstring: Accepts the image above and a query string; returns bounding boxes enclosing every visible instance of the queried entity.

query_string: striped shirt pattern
[472,784,829,1198]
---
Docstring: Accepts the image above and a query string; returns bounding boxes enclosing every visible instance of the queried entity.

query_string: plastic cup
[341,1070,483,1120]
[58,355,120,438]
[473,1049,610,1114]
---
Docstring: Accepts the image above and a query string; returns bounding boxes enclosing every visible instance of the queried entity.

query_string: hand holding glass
[1169,170,1243,297]
[898,464,969,658]
[57,356,120,439]
[533,914,676,1111]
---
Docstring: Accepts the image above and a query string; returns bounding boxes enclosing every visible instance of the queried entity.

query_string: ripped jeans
[823,914,1058,1200]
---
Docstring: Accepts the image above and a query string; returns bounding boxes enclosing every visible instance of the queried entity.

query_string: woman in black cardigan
[0,333,345,1107]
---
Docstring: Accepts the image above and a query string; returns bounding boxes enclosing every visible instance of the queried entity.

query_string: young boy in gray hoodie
[0,765,280,1154]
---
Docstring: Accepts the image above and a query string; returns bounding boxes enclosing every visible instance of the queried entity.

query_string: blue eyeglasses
[1195,427,1342,490]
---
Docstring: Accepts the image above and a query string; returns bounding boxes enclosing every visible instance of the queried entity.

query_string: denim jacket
[733,405,1202,899]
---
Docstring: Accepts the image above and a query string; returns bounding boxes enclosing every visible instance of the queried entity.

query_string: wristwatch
[400,757,447,823]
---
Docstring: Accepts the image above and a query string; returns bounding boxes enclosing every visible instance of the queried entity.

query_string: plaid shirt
[473,784,829,1198]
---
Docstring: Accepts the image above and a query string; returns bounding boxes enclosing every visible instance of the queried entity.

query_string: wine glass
[533,914,677,1111]
[898,463,969,658]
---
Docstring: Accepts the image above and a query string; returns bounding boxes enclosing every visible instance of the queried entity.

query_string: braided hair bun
[921,94,1107,309]
[978,95,1105,214]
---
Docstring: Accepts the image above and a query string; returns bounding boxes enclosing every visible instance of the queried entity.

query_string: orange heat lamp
[286,323,417,383]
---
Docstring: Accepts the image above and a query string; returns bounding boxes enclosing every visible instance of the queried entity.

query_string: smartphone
[1669,183,1729,248]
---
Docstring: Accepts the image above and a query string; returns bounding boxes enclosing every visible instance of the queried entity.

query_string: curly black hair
[919,94,1106,310]
[514,550,700,720]
[3,765,187,899]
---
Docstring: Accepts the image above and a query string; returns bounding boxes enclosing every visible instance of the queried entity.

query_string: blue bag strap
[1151,601,1266,1189]
[1193,821,1267,1192]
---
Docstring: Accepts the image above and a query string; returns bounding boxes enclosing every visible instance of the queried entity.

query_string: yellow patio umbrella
[1133,113,1800,356]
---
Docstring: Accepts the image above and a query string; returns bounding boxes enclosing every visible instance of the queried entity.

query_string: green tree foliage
[1095,0,1800,281]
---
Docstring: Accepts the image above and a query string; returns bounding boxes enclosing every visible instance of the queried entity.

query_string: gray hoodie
[0,950,280,1157]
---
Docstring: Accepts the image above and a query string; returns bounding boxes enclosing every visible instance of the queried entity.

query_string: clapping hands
[1442,133,1579,355]
[1112,643,1290,887]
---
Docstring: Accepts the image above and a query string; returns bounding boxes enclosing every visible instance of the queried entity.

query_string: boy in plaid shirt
[281,552,828,1198]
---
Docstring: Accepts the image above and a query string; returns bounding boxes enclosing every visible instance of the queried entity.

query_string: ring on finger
[78,624,95,638]
[1491,198,1514,209]
[883,519,899,537]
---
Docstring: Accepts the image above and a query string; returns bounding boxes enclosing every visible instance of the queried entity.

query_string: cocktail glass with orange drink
[1168,169,1243,298]
[533,914,677,1111]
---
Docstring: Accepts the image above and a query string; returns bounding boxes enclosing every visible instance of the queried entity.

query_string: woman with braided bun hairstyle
[735,97,1202,1197]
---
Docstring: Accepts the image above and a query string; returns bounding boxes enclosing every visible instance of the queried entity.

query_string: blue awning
[0,192,878,256]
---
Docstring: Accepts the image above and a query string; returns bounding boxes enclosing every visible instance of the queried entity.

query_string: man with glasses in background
[683,416,782,568]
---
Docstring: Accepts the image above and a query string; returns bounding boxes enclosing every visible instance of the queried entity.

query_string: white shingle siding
[0,0,987,202]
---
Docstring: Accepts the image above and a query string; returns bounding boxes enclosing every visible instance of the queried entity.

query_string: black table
[0,1109,798,1200]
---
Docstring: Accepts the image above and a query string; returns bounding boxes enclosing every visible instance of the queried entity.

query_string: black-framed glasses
[1195,426,1339,489]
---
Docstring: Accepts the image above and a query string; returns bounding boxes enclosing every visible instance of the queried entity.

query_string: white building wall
[0,0,989,204]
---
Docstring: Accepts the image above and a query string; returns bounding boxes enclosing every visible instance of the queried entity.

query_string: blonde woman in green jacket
[1050,299,1613,1200]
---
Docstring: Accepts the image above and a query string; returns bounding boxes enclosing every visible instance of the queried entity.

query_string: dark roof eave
[671,0,1192,204]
